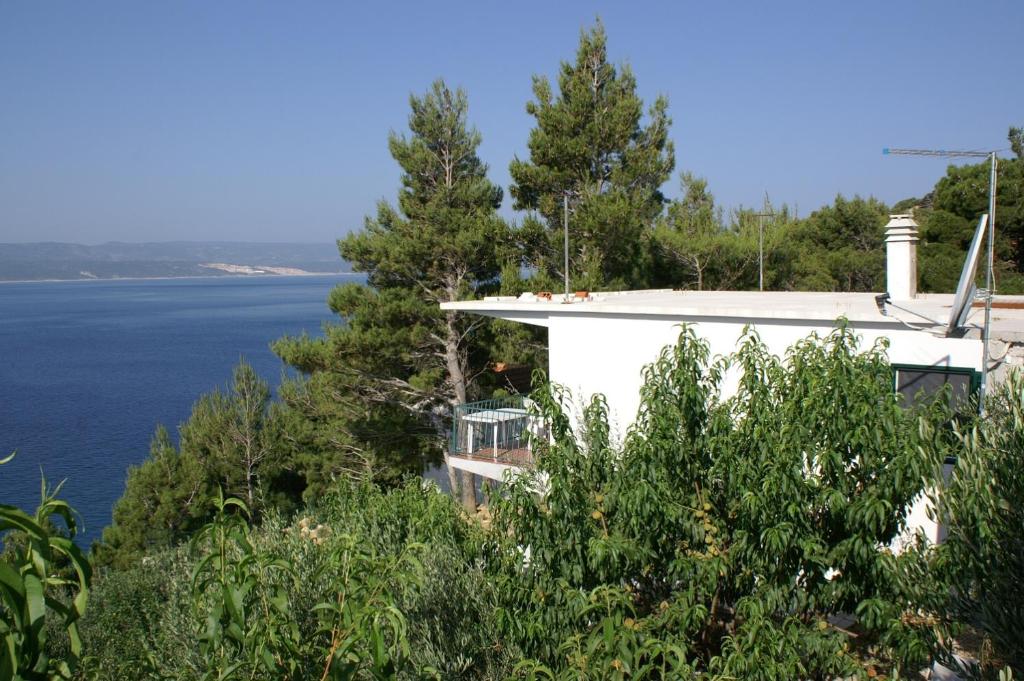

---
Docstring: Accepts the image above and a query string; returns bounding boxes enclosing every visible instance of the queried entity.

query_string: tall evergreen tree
[1010,125,1024,161]
[653,172,725,290]
[96,360,283,568]
[275,80,510,510]
[787,195,889,292]
[509,21,674,291]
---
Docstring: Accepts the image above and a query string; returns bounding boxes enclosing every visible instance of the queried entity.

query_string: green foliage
[933,371,1024,673]
[488,325,950,678]
[924,155,1024,292]
[509,20,674,291]
[79,480,512,680]
[654,181,892,293]
[654,155,1024,295]
[787,194,889,291]
[275,80,514,510]
[0,469,92,680]
[75,552,174,679]
[1010,126,1024,161]
[651,172,736,291]
[96,360,290,569]
[184,490,429,680]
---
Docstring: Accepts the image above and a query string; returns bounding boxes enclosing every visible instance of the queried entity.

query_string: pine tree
[653,172,724,290]
[275,80,510,510]
[509,21,675,291]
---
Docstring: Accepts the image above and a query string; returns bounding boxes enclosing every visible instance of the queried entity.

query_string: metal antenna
[752,191,775,292]
[883,146,999,412]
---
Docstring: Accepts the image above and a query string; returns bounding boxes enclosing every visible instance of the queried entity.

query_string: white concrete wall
[547,314,981,440]
[446,456,521,482]
[545,314,981,546]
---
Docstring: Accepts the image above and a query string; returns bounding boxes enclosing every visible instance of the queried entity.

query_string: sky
[1,0,1021,244]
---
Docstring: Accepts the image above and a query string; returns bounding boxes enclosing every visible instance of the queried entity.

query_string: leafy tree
[654,178,807,292]
[181,361,278,512]
[917,208,977,292]
[275,80,512,511]
[270,370,423,498]
[509,20,674,291]
[489,325,950,677]
[94,426,210,569]
[933,371,1024,674]
[652,172,726,290]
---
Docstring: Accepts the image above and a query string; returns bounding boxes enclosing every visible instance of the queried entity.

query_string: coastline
[0,271,360,285]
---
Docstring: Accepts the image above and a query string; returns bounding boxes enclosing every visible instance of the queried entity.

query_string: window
[893,365,979,411]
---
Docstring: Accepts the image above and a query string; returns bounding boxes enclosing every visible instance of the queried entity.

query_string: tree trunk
[444,310,478,513]
[460,469,477,512]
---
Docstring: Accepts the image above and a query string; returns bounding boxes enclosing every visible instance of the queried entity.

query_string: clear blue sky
[1,0,1021,244]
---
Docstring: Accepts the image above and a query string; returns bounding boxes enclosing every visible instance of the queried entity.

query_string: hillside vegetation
[3,20,1022,679]
[5,328,1022,679]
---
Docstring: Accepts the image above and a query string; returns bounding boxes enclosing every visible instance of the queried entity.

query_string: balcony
[449,396,537,469]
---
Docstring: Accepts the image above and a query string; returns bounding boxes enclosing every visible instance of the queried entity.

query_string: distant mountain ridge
[0,241,349,281]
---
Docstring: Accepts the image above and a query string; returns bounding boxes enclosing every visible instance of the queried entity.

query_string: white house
[441,215,1024,541]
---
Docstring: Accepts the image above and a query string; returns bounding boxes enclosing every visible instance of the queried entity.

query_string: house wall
[545,314,981,546]
[547,314,982,439]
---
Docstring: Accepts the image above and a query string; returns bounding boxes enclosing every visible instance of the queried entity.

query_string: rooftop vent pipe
[884,214,919,300]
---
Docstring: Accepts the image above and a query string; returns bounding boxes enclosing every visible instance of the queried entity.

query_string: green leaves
[96,359,284,569]
[510,20,674,291]
[0,466,92,680]
[276,79,516,510]
[932,371,1024,673]
[490,324,949,677]
[184,489,430,680]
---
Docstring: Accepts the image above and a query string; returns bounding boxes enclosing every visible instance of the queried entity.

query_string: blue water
[0,275,362,547]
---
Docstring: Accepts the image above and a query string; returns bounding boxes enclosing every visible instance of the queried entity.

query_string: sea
[0,275,445,548]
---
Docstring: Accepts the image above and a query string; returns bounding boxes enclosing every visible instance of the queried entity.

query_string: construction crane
[883,146,998,412]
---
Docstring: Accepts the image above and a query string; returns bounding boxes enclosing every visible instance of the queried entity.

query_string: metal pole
[758,213,764,292]
[563,192,570,298]
[754,194,772,292]
[980,152,998,413]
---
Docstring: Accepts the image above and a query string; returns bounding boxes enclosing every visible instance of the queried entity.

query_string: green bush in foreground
[77,480,512,680]
[0,473,92,680]
[20,325,1024,679]
[933,372,1024,674]
[489,325,954,679]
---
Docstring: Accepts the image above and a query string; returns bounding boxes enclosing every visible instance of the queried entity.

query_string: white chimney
[884,214,919,300]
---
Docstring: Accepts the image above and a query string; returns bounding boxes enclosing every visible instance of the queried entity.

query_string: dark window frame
[891,363,980,411]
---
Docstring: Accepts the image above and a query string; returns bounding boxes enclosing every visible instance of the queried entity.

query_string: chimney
[884,214,919,300]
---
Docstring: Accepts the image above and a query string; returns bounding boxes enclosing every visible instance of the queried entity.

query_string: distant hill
[0,242,349,281]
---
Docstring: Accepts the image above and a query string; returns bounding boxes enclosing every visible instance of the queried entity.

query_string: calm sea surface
[0,275,381,547]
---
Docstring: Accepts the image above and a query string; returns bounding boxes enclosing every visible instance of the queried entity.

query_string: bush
[934,371,1024,674]
[0,475,91,680]
[77,479,513,680]
[488,324,953,678]
[75,550,187,678]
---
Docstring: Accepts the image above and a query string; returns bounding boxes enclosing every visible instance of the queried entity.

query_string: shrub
[77,479,511,680]
[0,475,91,680]
[75,551,183,678]
[934,371,1024,674]
[489,324,952,678]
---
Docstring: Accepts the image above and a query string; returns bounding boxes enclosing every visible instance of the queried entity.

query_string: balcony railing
[450,396,537,466]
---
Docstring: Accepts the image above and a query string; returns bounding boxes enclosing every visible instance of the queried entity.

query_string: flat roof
[441,289,1024,341]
